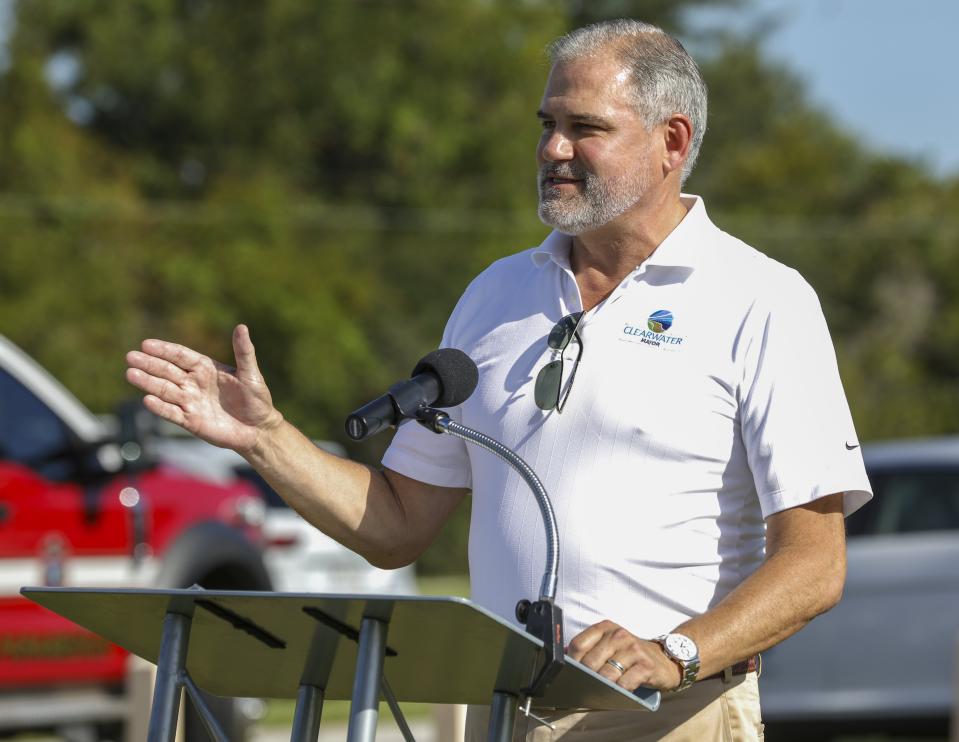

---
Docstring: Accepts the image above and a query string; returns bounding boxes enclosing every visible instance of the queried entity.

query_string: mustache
[540,162,590,181]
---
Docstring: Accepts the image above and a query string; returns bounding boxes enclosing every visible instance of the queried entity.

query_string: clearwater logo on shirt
[622,309,685,349]
[647,309,673,332]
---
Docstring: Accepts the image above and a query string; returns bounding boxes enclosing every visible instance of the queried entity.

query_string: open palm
[125,325,281,454]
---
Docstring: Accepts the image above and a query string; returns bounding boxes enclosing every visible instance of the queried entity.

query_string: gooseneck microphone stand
[415,407,566,737]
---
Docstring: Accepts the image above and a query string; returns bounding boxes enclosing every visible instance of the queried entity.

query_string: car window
[0,369,75,481]
[847,469,959,537]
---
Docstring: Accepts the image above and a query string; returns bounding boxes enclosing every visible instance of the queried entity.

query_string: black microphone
[345,348,478,441]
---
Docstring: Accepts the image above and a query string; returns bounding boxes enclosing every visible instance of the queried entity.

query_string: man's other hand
[125,324,283,455]
[567,620,681,692]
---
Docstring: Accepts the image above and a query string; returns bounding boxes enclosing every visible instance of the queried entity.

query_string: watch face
[665,633,698,661]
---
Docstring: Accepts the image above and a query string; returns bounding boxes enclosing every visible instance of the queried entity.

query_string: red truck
[0,335,271,741]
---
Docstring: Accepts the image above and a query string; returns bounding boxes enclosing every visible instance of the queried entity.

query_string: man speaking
[126,19,872,741]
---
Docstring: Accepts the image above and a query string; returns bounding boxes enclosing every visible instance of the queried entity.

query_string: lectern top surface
[21,587,659,712]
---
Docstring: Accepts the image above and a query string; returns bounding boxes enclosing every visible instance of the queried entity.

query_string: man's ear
[662,113,693,177]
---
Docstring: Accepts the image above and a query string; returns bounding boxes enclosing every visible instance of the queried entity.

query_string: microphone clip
[413,406,451,434]
[388,377,440,420]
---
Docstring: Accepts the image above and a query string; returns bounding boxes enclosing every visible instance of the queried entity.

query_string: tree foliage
[2,0,957,574]
[689,35,959,441]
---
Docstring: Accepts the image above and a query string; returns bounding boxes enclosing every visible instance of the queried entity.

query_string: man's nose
[539,130,574,162]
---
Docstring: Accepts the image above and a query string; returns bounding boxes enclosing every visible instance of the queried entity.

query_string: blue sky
[688,0,959,177]
[2,0,957,178]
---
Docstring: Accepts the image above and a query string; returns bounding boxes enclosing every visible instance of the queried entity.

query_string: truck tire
[155,522,272,742]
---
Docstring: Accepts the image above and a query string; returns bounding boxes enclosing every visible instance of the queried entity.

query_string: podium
[22,587,660,741]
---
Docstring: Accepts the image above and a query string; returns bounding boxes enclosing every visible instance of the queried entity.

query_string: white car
[149,431,418,596]
[760,436,959,740]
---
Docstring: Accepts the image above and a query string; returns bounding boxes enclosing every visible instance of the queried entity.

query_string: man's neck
[570,191,688,311]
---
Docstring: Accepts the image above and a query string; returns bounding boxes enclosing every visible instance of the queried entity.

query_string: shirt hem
[760,480,873,519]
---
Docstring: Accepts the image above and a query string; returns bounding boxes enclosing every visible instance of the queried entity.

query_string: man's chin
[538,205,594,235]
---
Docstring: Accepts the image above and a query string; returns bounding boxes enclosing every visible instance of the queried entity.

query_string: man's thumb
[232,324,261,379]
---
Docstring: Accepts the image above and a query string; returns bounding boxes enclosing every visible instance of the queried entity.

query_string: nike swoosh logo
[845,442,860,450]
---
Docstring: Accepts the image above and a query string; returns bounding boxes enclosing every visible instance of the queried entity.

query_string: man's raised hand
[125,324,283,454]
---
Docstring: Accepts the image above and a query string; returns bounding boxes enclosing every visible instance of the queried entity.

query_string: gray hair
[547,19,708,184]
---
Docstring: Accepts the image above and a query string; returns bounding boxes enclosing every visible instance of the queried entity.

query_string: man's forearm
[674,494,847,678]
[243,418,443,568]
[674,543,844,678]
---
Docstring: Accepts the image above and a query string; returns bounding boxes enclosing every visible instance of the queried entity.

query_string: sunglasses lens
[534,359,563,410]
[547,324,571,350]
[547,312,583,350]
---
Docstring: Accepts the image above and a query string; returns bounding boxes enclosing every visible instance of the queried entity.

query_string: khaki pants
[465,672,763,742]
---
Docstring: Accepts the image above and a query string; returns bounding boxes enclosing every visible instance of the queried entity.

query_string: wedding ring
[605,658,627,674]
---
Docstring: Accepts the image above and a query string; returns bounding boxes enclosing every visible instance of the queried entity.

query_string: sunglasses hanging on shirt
[534,311,585,413]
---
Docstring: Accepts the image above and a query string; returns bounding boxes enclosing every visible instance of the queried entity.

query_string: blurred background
[4,0,957,573]
[1,0,957,738]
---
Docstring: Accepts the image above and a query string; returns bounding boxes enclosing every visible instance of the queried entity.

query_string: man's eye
[540,120,555,130]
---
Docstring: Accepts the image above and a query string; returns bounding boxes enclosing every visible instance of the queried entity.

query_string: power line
[1,192,956,242]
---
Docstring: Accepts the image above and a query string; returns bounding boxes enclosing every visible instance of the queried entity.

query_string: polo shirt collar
[530,194,714,271]
[642,194,712,270]
[530,229,573,269]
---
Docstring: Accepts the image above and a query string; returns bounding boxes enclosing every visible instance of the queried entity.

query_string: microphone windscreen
[411,348,478,407]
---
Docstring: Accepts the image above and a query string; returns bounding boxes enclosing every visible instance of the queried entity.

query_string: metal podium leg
[182,675,230,742]
[346,617,388,742]
[290,684,324,742]
[148,611,192,742]
[487,692,517,742]
[381,676,416,742]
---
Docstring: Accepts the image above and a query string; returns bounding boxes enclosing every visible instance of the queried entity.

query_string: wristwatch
[654,633,701,692]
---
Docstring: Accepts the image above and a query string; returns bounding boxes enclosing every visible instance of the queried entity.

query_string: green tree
[688,35,959,441]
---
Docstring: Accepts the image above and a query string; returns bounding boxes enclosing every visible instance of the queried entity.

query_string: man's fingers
[140,338,208,371]
[142,394,186,427]
[589,646,662,689]
[619,662,658,691]
[579,626,634,671]
[568,622,667,689]
[126,350,188,386]
[567,632,600,662]
[126,367,187,406]
[566,620,615,662]
[232,324,261,380]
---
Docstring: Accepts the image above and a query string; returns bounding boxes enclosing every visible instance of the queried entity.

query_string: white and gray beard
[537,162,651,235]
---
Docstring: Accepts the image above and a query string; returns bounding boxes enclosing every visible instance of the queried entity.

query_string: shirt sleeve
[381,411,472,489]
[740,269,872,518]
[380,296,474,489]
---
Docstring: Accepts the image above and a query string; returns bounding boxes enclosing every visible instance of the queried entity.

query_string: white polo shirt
[382,195,872,641]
